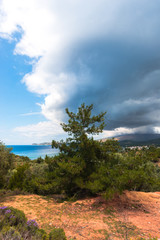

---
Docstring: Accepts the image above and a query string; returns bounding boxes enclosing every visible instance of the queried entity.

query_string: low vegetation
[1,103,160,238]
[0,205,67,240]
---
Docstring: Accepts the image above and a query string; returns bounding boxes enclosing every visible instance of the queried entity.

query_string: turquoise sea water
[7,145,59,160]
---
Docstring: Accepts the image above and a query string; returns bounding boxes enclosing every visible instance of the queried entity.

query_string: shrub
[49,227,67,240]
[0,206,66,240]
[36,157,44,163]
[0,206,27,230]
[8,164,29,190]
[86,150,160,199]
[0,142,15,188]
[0,226,22,240]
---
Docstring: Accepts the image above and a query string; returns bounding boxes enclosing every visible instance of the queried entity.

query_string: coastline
[7,145,58,160]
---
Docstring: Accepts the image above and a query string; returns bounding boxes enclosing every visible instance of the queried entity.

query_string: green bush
[8,164,30,190]
[0,226,22,240]
[86,150,160,199]
[0,142,15,188]
[0,206,67,240]
[0,206,27,230]
[49,227,67,240]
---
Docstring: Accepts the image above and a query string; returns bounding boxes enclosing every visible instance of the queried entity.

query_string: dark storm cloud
[61,35,160,133]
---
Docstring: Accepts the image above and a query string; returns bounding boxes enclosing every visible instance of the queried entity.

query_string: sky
[1,0,160,144]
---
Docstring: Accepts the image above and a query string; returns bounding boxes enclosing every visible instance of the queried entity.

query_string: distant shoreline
[32,142,51,146]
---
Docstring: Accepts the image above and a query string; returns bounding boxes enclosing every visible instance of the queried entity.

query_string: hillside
[115,134,160,142]
[0,191,160,239]
[119,138,160,147]
[100,134,160,147]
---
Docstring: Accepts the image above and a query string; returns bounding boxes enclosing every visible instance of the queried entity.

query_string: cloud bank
[1,0,160,141]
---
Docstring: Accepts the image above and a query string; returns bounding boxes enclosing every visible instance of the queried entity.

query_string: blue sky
[0,37,46,143]
[1,0,160,144]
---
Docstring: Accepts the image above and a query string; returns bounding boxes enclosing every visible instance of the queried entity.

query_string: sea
[7,145,59,160]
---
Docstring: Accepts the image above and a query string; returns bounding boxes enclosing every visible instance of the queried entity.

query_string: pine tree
[51,103,107,195]
[52,103,107,166]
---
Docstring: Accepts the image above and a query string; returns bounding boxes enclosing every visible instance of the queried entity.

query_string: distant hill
[99,134,160,147]
[115,134,160,142]
[115,134,160,147]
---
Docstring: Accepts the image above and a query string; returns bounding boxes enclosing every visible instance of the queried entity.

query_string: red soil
[1,191,160,239]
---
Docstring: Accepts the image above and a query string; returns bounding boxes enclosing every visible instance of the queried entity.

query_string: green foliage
[0,206,26,230]
[0,206,66,240]
[0,226,22,240]
[52,103,106,156]
[101,138,122,153]
[0,142,15,188]
[145,145,160,162]
[19,155,30,162]
[36,156,44,164]
[87,150,160,199]
[49,227,67,240]
[50,103,110,195]
[8,164,30,190]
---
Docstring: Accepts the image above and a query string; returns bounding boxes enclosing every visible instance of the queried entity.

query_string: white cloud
[96,127,135,140]
[154,127,160,134]
[14,120,66,140]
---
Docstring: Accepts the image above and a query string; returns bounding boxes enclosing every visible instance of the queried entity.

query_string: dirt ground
[0,191,160,239]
